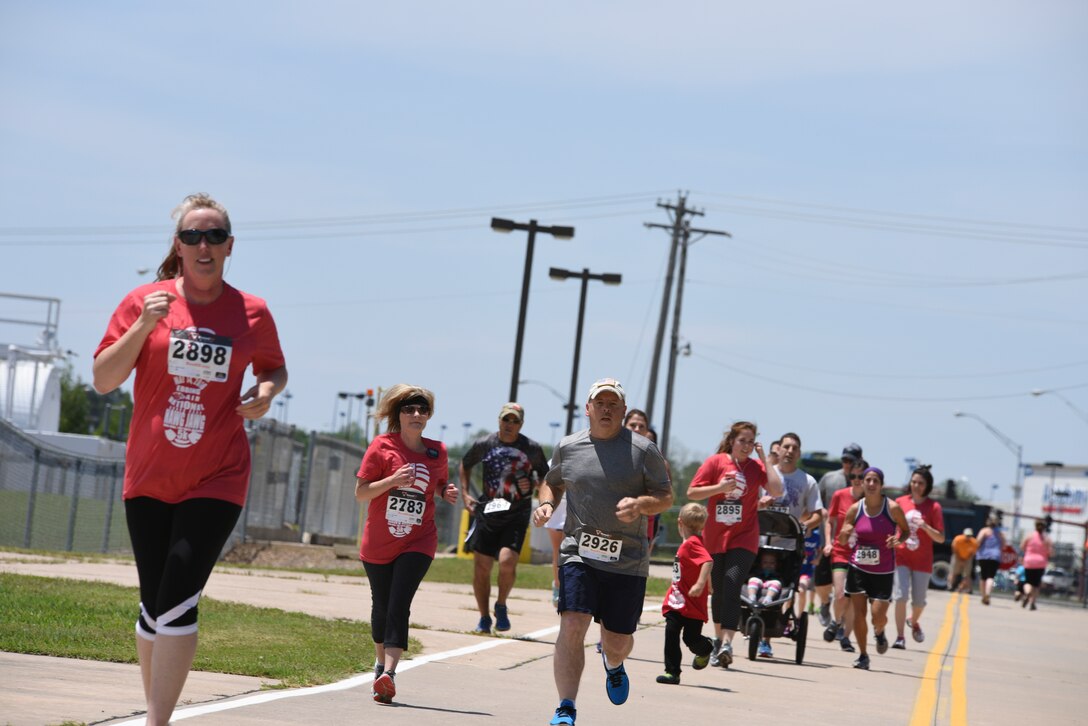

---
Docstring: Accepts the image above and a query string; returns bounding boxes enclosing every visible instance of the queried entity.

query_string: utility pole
[660,221,730,457]
[643,192,703,428]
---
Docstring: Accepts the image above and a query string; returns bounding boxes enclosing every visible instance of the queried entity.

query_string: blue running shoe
[758,640,773,658]
[602,653,629,705]
[494,603,511,632]
[474,615,492,633]
[550,700,577,725]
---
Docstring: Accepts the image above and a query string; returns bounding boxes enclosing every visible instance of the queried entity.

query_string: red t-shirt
[662,535,713,621]
[828,487,859,564]
[690,453,767,554]
[357,433,449,565]
[94,280,285,506]
[894,495,944,573]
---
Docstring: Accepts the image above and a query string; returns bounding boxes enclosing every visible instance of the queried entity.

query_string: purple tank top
[850,497,897,575]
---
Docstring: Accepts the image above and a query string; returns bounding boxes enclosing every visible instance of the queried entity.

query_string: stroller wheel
[747,617,763,661]
[795,611,808,665]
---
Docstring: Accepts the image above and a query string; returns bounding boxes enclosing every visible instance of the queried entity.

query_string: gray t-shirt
[818,468,847,509]
[768,465,823,521]
[545,427,671,577]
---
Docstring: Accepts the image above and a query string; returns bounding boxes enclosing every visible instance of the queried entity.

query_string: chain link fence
[1,417,462,555]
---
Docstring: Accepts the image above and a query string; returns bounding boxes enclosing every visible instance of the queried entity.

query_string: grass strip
[0,573,386,688]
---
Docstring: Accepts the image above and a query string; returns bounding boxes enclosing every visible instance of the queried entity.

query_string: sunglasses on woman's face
[400,405,431,416]
[848,474,864,481]
[178,228,231,246]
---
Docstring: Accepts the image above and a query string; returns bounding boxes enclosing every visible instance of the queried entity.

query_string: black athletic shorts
[845,566,894,602]
[466,506,530,558]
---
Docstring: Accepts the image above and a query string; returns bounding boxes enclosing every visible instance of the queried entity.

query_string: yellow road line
[951,593,970,726]
[909,593,959,726]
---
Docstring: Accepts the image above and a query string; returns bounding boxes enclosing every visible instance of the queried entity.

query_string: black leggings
[663,610,713,674]
[711,549,756,632]
[124,497,242,638]
[363,551,433,650]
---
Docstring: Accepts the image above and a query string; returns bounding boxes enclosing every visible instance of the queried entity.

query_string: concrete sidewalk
[2,552,1084,726]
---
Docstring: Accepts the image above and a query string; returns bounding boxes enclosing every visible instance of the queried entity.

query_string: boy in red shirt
[657,503,715,684]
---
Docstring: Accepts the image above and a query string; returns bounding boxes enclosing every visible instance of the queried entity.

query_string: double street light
[549,267,622,435]
[491,218,575,403]
[953,411,1024,537]
[335,390,374,442]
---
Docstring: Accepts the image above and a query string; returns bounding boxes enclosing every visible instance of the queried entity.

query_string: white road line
[109,625,561,724]
[111,604,659,724]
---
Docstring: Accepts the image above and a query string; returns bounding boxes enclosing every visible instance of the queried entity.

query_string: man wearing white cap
[460,402,549,633]
[533,378,672,726]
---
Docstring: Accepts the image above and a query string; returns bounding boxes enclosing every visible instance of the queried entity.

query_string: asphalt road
[1,552,1082,726]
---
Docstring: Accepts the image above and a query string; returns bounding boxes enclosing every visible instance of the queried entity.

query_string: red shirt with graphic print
[357,433,449,564]
[662,534,713,621]
[95,280,285,506]
[689,453,767,554]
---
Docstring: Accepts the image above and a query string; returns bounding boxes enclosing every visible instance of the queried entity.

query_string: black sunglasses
[178,228,231,246]
[400,404,431,416]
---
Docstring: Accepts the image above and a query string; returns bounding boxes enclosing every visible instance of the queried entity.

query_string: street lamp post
[282,390,292,425]
[1045,461,1066,543]
[355,392,367,442]
[549,267,622,435]
[519,378,573,421]
[491,218,575,403]
[1032,389,1088,427]
[954,411,1025,539]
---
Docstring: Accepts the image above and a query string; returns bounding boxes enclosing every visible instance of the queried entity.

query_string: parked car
[1041,567,1074,595]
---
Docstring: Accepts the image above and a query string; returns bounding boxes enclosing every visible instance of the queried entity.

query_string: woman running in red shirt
[355,384,459,704]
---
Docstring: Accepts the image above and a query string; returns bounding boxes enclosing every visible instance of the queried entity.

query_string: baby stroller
[739,509,809,664]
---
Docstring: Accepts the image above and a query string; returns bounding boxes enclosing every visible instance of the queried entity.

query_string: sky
[2,2,1086,514]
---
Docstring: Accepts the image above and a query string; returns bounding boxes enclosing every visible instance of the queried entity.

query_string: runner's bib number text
[168,330,232,382]
[716,502,743,525]
[578,532,622,562]
[855,547,880,566]
[483,499,511,515]
[386,490,425,526]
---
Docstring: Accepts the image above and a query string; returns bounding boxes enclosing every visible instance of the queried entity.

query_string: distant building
[0,293,65,432]
[1021,463,1088,555]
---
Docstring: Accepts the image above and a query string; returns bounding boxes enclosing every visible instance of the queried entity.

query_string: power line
[691,351,1088,403]
[692,191,1088,237]
[0,191,669,237]
[692,342,1088,381]
[700,202,1088,250]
